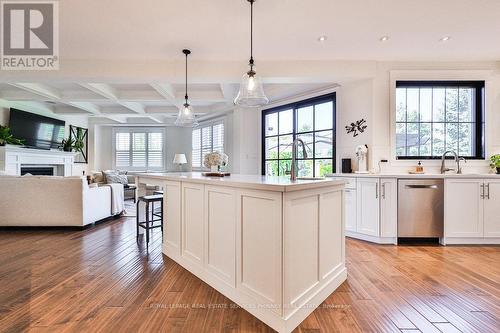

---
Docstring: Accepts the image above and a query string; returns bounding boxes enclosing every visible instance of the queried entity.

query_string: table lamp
[173,153,187,172]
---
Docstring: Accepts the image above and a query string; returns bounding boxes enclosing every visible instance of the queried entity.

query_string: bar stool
[136,194,163,250]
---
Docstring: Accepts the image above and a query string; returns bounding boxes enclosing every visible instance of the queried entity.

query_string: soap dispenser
[416,161,424,173]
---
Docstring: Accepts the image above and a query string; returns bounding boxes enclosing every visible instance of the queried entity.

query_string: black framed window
[262,93,336,177]
[396,81,485,159]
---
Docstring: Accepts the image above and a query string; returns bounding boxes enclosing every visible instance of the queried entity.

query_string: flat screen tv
[8,108,65,150]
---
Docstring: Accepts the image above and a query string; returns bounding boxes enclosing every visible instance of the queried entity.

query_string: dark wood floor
[1,213,499,333]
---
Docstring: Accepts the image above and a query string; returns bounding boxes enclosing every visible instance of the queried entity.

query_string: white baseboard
[346,231,397,245]
[442,237,500,245]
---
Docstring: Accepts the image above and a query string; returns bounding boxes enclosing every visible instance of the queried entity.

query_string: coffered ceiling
[0,82,334,124]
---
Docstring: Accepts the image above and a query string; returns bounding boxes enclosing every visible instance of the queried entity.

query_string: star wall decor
[345,119,367,137]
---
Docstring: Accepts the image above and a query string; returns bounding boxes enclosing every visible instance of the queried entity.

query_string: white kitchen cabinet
[380,178,397,238]
[356,178,380,237]
[445,179,484,238]
[344,188,357,232]
[483,180,500,238]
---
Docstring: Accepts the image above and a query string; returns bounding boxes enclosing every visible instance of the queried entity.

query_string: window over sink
[395,81,485,159]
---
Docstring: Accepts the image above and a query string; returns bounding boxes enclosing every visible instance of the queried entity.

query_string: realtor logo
[1,1,59,70]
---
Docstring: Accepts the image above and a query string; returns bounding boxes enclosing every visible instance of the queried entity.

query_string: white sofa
[0,175,118,227]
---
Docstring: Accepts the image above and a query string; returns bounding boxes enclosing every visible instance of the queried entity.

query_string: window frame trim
[111,127,166,171]
[394,80,485,160]
[261,93,337,177]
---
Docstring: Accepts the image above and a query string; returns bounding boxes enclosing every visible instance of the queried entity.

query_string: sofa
[90,170,159,199]
[0,175,121,227]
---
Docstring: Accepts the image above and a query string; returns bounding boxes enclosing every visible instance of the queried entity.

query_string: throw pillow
[105,173,128,185]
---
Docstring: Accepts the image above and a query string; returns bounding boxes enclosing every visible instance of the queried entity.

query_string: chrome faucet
[440,150,465,174]
[290,138,308,181]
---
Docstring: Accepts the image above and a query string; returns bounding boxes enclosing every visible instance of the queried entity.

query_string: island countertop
[135,172,345,192]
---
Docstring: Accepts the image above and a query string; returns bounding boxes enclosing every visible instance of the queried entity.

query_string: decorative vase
[497,167,500,174]
[210,165,219,173]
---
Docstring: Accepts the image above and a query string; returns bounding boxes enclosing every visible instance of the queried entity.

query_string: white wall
[0,107,8,125]
[337,80,373,172]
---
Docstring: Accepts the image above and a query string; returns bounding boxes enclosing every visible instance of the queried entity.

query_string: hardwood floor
[0,213,499,333]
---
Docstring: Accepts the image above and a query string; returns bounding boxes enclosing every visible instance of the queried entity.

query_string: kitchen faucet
[290,138,308,181]
[440,150,465,174]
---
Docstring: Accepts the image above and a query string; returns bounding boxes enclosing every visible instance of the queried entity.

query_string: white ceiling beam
[80,83,158,121]
[8,83,101,115]
[0,99,55,114]
[79,83,118,100]
[102,115,127,124]
[174,90,225,103]
[8,83,61,100]
[145,106,180,114]
[149,83,182,108]
[146,115,163,124]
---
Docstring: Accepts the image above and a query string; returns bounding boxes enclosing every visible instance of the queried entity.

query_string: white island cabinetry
[136,173,346,333]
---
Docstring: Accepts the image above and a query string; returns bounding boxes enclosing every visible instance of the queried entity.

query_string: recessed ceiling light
[318,35,328,42]
[380,36,390,42]
[440,36,451,42]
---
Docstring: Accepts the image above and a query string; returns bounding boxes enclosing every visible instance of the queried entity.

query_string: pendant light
[234,0,269,107]
[175,49,198,127]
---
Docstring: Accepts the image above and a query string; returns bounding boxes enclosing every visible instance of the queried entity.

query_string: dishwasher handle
[404,184,439,189]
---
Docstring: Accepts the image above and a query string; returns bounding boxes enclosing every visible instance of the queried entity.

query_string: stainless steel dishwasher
[398,179,444,238]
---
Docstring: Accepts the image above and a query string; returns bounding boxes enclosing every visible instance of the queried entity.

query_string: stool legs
[145,202,150,250]
[161,200,164,236]
[136,200,140,239]
[136,196,163,251]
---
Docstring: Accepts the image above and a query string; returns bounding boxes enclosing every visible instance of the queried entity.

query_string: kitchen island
[136,173,346,333]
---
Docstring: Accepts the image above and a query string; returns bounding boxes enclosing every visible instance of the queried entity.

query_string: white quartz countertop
[326,173,500,179]
[136,172,346,192]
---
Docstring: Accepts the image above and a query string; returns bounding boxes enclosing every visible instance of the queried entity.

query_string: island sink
[135,172,347,333]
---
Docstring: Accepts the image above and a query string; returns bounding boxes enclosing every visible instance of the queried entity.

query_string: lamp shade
[234,71,269,107]
[174,104,198,127]
[173,154,187,165]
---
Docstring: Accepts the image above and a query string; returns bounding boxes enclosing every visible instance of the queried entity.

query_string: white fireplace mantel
[0,145,76,176]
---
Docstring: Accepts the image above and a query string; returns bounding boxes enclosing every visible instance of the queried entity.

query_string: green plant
[0,125,24,146]
[490,154,500,169]
[61,138,75,152]
[73,128,85,152]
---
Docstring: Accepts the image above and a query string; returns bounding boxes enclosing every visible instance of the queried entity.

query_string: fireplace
[21,167,56,176]
[0,146,75,176]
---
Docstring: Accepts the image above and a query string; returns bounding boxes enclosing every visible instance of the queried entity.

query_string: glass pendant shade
[175,48,198,127]
[234,71,269,107]
[174,103,198,127]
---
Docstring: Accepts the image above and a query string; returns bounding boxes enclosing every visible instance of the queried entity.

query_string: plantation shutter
[191,120,225,169]
[148,132,163,168]
[192,129,201,168]
[115,132,131,167]
[113,128,164,171]
[132,133,146,167]
[212,122,224,153]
